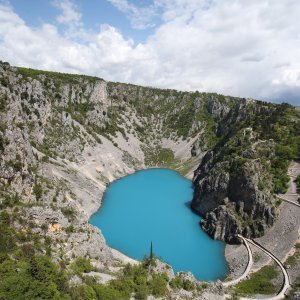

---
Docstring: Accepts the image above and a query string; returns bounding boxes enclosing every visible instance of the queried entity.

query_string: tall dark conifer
[150,241,153,260]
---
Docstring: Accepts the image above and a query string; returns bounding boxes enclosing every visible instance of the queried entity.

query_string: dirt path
[239,238,290,300]
[223,161,300,298]
[222,236,253,287]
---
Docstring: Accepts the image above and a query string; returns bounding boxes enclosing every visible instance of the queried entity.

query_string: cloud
[0,0,300,105]
[107,0,158,29]
[263,85,300,106]
[52,0,82,27]
[268,69,300,105]
[0,4,145,80]
[272,69,300,87]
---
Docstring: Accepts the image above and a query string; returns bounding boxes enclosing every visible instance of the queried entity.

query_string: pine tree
[150,241,153,261]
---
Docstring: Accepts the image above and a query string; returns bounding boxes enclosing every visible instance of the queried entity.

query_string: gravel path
[223,236,253,287]
[225,161,300,282]
[239,238,290,300]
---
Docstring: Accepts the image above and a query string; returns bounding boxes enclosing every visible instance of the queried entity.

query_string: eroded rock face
[192,159,230,214]
[1,61,298,285]
[4,61,225,271]
[200,206,241,244]
[189,98,288,244]
[192,141,277,244]
[205,96,231,119]
[65,225,113,264]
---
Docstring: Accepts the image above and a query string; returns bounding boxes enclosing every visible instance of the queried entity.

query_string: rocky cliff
[0,61,299,295]
[192,100,299,243]
[1,61,227,268]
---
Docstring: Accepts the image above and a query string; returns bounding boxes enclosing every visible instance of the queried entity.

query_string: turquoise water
[90,169,228,281]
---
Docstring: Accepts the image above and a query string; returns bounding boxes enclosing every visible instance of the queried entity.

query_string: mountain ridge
[0,60,300,299]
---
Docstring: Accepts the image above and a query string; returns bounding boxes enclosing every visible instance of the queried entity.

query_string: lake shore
[90,168,229,281]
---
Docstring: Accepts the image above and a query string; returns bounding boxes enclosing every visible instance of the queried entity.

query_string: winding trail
[239,238,290,300]
[223,162,300,298]
[276,162,300,207]
[222,236,253,287]
[276,194,300,208]
[223,235,290,300]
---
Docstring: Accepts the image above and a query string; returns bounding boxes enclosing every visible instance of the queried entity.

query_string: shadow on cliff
[185,201,201,217]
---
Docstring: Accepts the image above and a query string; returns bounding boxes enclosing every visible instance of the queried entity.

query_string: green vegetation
[286,276,300,299]
[107,82,222,149]
[144,147,178,167]
[253,254,261,263]
[0,75,9,88]
[175,157,201,176]
[33,183,43,201]
[1,64,300,300]
[207,102,299,194]
[0,94,8,111]
[0,193,20,209]
[66,260,169,300]
[168,100,195,138]
[61,207,76,221]
[169,276,195,291]
[5,153,23,172]
[247,103,300,193]
[0,208,171,300]
[234,265,278,296]
[17,67,100,86]
[0,210,70,300]
[64,102,95,125]
[71,257,96,274]
[17,68,299,197]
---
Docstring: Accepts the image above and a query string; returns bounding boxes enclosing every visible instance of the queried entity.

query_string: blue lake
[90,169,228,281]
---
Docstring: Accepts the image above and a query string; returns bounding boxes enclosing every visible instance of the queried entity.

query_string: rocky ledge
[191,125,279,244]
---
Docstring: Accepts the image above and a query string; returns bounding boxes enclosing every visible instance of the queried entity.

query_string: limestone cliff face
[191,104,280,243]
[1,62,232,266]
[1,60,298,263]
[192,159,277,243]
[0,62,118,265]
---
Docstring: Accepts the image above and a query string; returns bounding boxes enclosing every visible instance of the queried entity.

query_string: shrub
[234,265,278,295]
[170,276,195,291]
[61,207,76,221]
[71,257,95,274]
[33,184,43,201]
[0,194,20,209]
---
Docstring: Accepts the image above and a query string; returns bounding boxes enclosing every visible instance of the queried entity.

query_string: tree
[150,241,153,261]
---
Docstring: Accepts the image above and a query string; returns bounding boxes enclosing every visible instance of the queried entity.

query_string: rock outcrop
[0,60,299,291]
[192,110,280,243]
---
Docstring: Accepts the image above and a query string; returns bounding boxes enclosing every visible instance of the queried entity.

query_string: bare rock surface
[1,61,300,299]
